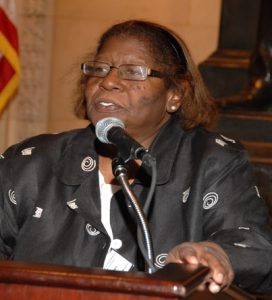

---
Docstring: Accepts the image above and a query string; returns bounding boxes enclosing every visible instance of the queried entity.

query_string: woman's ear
[166,80,190,113]
[166,89,182,113]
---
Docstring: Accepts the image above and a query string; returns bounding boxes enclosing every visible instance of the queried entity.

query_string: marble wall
[0,0,53,152]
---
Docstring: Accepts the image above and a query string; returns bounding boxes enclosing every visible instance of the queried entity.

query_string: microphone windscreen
[95,117,125,143]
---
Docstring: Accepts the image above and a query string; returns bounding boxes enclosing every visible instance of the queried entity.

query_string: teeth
[100,101,114,106]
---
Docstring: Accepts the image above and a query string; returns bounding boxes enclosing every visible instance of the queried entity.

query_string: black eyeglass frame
[81,61,165,81]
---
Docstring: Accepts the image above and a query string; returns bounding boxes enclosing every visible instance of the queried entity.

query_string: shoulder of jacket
[0,128,84,160]
[190,126,248,161]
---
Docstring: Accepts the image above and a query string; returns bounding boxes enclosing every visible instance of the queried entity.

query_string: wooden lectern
[0,260,255,299]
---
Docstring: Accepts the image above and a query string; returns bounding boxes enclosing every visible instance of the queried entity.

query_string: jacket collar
[55,115,185,186]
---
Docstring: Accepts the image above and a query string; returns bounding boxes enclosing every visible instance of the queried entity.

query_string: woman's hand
[166,241,234,294]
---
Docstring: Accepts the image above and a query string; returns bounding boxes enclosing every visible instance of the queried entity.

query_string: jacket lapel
[131,115,185,215]
[54,125,106,234]
[137,115,185,186]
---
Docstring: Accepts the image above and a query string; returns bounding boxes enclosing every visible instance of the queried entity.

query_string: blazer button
[111,239,122,250]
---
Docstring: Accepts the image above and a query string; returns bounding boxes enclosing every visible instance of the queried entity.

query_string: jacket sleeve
[0,150,19,259]
[201,145,272,293]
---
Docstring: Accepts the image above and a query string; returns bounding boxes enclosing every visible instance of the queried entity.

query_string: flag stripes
[0,4,20,113]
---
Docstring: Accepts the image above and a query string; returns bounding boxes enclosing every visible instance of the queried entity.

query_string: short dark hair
[74,20,217,130]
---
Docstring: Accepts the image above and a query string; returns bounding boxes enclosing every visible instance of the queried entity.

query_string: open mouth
[95,100,123,112]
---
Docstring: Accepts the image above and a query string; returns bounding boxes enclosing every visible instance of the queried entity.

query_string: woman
[0,20,271,294]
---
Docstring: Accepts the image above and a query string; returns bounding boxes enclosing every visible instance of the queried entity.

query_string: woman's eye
[94,66,107,74]
[125,67,143,76]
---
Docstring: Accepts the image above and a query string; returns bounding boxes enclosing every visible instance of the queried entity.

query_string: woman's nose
[99,68,123,90]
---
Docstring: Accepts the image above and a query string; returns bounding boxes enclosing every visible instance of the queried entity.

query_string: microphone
[95,117,153,164]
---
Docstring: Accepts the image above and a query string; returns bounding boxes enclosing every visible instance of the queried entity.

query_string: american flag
[0,0,20,114]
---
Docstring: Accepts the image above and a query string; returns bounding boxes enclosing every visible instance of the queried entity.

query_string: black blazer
[0,115,271,293]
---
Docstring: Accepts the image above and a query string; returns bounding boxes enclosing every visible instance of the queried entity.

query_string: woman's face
[85,36,177,147]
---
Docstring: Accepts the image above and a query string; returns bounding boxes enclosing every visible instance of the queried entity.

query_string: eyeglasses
[81,61,165,81]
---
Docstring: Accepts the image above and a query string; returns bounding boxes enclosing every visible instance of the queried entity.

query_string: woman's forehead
[96,36,156,63]
[98,35,151,52]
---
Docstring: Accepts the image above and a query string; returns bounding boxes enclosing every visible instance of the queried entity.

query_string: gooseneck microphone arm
[112,157,156,274]
[96,117,157,274]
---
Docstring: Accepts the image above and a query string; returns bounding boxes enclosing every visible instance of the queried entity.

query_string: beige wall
[0,0,221,152]
[49,0,222,133]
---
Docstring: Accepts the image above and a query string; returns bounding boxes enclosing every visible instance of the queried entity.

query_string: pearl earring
[171,105,177,111]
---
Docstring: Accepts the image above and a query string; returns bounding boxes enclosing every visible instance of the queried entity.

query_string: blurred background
[0,0,222,151]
